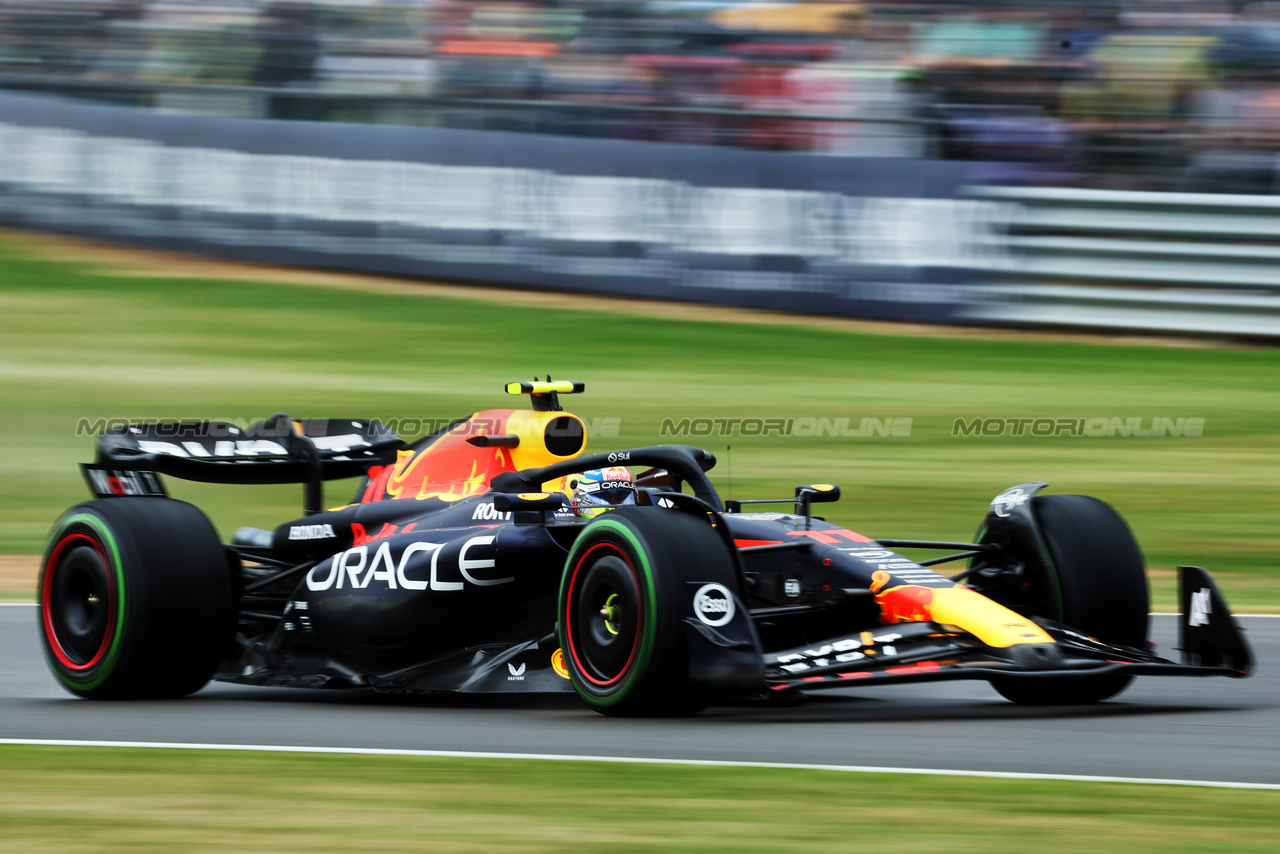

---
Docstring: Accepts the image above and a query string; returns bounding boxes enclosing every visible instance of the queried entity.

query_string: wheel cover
[565,542,642,686]
[42,531,116,670]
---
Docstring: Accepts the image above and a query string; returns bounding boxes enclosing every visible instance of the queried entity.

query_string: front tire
[39,498,234,699]
[990,494,1149,705]
[559,506,740,716]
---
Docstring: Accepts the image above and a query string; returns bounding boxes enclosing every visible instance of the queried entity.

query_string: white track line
[1,738,1277,790]
[1150,612,1280,618]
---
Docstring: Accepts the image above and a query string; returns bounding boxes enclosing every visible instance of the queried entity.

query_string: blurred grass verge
[0,746,1277,853]
[1,232,1277,607]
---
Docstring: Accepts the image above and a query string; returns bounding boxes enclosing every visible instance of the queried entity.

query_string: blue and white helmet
[571,466,637,519]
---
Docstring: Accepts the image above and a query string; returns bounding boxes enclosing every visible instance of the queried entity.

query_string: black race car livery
[39,381,1253,714]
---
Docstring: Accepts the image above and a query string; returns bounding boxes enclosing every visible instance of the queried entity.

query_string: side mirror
[795,483,840,516]
[797,484,841,503]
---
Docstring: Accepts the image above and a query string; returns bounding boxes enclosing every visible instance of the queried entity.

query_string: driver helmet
[571,466,637,519]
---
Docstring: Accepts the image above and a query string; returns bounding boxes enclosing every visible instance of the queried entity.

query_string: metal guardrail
[960,186,1280,339]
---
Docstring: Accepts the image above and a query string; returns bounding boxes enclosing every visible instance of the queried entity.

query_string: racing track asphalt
[1,605,1276,785]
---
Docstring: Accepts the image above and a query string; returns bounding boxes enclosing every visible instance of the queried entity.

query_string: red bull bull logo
[871,570,938,623]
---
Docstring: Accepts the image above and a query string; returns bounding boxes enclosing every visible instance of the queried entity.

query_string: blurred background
[1,1,1278,608]
[4,1,1280,340]
[5,0,1280,192]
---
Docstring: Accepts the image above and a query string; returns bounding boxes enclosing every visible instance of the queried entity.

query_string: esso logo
[693,583,735,627]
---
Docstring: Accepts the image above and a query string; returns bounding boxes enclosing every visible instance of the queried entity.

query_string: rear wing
[86,413,405,514]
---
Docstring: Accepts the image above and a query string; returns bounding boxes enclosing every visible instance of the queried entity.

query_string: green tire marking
[560,516,658,708]
[40,511,128,692]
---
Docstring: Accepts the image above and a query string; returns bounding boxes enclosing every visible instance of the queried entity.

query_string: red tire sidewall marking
[42,531,116,671]
[564,541,642,687]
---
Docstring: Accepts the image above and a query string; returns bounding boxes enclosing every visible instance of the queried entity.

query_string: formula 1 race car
[39,381,1254,715]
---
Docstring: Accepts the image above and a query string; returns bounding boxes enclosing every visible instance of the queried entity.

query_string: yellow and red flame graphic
[871,570,1052,648]
[360,408,585,503]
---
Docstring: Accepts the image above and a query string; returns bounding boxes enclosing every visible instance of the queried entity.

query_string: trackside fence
[961,186,1280,338]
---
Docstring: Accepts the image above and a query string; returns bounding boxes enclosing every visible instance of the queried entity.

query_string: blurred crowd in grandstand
[5,1,1280,191]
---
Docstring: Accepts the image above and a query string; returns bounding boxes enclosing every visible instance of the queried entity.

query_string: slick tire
[39,498,234,699]
[559,506,740,717]
[992,494,1149,705]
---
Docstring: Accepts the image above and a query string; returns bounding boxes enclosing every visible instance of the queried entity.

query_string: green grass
[0,746,1276,852]
[1,232,1278,607]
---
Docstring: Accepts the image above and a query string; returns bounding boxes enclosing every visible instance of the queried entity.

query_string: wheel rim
[565,542,642,686]
[42,532,115,670]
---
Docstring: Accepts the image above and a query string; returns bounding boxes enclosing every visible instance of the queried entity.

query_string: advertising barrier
[0,91,1001,325]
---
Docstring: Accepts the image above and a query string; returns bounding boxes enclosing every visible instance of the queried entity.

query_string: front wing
[762,567,1254,694]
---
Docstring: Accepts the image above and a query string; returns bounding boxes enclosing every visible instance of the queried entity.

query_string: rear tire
[39,498,234,699]
[559,506,740,716]
[990,494,1148,705]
